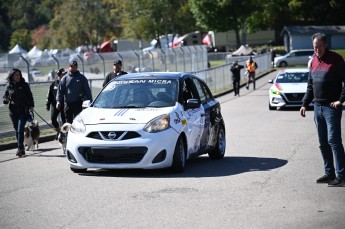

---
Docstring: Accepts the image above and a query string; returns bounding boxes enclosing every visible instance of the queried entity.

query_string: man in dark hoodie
[300,33,345,187]
[56,61,92,124]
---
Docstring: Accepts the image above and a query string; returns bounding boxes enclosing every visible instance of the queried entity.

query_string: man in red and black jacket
[300,33,345,187]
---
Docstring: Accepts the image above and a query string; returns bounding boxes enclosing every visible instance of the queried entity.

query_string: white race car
[66,72,226,173]
[268,68,312,110]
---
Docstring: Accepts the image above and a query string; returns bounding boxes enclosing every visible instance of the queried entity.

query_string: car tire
[171,136,186,173]
[70,167,87,173]
[208,125,226,159]
[279,61,287,67]
[269,102,274,110]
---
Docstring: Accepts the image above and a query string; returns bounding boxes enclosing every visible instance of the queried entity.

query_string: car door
[195,77,222,149]
[181,77,205,154]
[192,77,212,151]
[287,52,297,65]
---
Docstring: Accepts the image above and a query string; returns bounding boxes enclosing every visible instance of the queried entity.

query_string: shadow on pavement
[78,156,288,178]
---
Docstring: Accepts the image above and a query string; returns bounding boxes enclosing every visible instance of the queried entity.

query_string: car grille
[79,146,147,163]
[87,131,141,141]
[284,93,305,102]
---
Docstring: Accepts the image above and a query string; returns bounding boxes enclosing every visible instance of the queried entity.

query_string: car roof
[115,72,193,81]
[278,68,309,74]
[290,49,314,52]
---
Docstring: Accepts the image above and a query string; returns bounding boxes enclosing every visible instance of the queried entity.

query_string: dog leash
[33,110,58,132]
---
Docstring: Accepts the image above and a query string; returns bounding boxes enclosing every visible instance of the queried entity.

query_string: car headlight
[144,114,170,133]
[271,89,281,95]
[71,115,86,133]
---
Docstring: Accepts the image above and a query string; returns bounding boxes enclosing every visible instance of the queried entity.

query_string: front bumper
[269,92,309,108]
[66,123,179,170]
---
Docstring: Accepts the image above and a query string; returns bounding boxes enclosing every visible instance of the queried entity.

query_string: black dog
[24,120,40,151]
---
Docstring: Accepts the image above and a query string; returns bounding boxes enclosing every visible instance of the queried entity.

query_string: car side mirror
[268,79,273,83]
[186,99,200,109]
[82,100,91,108]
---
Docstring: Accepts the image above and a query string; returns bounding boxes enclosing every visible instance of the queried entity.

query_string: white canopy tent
[232,45,253,56]
[27,46,43,59]
[9,44,27,54]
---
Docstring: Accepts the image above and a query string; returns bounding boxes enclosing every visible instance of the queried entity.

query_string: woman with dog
[46,68,66,138]
[3,68,35,157]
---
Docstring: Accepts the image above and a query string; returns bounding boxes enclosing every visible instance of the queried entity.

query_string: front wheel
[209,125,226,159]
[279,61,287,67]
[171,136,186,173]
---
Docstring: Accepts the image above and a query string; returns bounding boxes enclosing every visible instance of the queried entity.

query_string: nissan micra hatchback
[66,72,226,173]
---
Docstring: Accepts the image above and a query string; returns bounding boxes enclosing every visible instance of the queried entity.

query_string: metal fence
[0,46,272,139]
[0,45,208,83]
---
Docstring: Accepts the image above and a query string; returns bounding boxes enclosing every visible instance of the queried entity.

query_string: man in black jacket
[102,60,127,87]
[230,60,244,96]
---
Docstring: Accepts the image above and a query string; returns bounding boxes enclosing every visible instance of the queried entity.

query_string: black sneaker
[316,175,336,183]
[328,178,345,187]
[16,149,25,157]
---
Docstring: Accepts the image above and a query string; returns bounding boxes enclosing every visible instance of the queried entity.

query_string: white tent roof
[27,46,43,59]
[9,44,27,54]
[232,45,253,56]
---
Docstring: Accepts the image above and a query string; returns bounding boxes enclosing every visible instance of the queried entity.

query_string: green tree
[189,0,258,48]
[10,29,32,51]
[50,0,119,49]
[120,0,200,48]
[0,1,11,51]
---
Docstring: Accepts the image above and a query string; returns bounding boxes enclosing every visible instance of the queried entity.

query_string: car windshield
[93,78,178,108]
[276,72,309,83]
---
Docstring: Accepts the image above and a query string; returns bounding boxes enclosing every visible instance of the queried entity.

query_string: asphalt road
[1,70,345,229]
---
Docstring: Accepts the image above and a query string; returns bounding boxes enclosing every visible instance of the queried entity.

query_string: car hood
[274,83,307,93]
[80,107,174,125]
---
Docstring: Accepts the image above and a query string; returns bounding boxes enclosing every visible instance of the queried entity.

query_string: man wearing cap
[46,68,67,135]
[102,60,127,87]
[56,61,92,124]
[230,60,244,96]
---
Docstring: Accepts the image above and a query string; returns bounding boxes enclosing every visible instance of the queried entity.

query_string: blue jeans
[314,105,345,179]
[10,113,28,150]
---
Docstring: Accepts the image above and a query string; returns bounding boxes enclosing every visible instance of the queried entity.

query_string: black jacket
[230,63,244,81]
[3,78,34,116]
[102,71,127,87]
[46,79,60,107]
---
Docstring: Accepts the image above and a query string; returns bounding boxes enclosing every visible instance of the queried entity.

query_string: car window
[93,79,177,108]
[193,78,212,104]
[182,78,198,104]
[276,72,309,83]
[289,52,296,57]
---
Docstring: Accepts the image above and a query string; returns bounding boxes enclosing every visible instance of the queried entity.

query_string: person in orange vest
[245,56,258,90]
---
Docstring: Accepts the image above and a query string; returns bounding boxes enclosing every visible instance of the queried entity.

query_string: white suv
[274,49,314,67]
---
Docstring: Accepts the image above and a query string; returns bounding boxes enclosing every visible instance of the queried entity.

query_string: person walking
[102,60,127,87]
[56,60,92,124]
[230,60,244,96]
[300,32,345,187]
[245,56,258,90]
[2,69,34,157]
[46,68,66,136]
